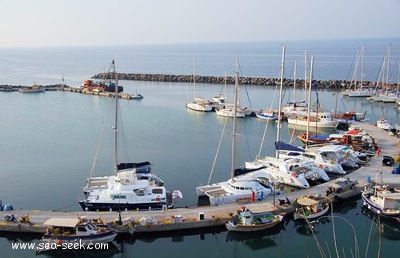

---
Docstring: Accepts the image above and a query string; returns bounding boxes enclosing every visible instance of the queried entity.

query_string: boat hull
[225,218,282,232]
[79,200,169,211]
[361,193,400,219]
[294,205,329,220]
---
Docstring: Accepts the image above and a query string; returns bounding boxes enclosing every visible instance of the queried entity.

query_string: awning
[43,218,80,228]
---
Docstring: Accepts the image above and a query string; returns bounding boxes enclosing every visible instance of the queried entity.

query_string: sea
[1,38,400,257]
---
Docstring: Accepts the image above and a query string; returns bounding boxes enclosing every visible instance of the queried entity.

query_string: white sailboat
[185,60,212,112]
[347,46,373,97]
[79,60,181,211]
[287,55,338,129]
[196,60,273,206]
[282,53,309,117]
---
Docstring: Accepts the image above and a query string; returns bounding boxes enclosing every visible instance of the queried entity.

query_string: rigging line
[256,119,270,159]
[89,114,110,178]
[237,60,253,111]
[305,218,327,258]
[330,202,339,258]
[208,115,229,185]
[119,104,130,163]
[256,83,277,159]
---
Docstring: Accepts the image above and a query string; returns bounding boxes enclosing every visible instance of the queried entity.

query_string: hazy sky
[1,0,399,47]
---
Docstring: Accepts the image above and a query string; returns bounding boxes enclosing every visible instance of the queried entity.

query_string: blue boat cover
[309,135,329,141]
[234,166,266,177]
[275,141,305,152]
[117,161,151,173]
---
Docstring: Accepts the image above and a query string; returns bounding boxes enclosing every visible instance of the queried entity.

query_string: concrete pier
[0,121,398,236]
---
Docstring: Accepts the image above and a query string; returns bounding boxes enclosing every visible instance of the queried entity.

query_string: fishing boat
[361,184,400,221]
[376,118,394,131]
[225,206,284,232]
[332,111,366,121]
[36,217,117,254]
[293,194,330,220]
[255,109,278,120]
[196,60,273,206]
[19,83,45,93]
[79,61,181,211]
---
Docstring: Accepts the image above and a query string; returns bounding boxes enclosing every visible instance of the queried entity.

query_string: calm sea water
[1,39,400,257]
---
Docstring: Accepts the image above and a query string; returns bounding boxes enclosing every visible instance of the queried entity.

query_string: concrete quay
[0,121,399,236]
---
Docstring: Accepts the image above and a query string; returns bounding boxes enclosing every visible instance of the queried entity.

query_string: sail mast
[112,60,119,174]
[304,51,308,102]
[305,56,314,149]
[293,60,297,102]
[231,60,239,181]
[275,45,285,159]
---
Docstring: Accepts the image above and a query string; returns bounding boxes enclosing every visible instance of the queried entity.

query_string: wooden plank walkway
[0,121,399,235]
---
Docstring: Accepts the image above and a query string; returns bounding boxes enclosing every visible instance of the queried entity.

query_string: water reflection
[225,222,285,250]
[361,206,400,241]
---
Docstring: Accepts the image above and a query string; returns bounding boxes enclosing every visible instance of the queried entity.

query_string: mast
[360,45,364,90]
[305,56,314,149]
[192,58,196,98]
[231,60,240,181]
[293,60,297,102]
[112,60,119,174]
[304,51,308,102]
[275,45,285,159]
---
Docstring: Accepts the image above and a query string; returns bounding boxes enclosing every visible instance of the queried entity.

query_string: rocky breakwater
[92,72,380,90]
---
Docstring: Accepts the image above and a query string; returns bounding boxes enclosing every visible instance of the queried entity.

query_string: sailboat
[281,53,309,117]
[287,55,338,130]
[347,45,373,97]
[79,60,181,211]
[185,60,213,112]
[196,60,273,206]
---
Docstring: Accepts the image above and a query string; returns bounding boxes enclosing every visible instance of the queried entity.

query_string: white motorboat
[79,61,181,211]
[376,118,394,131]
[19,83,45,93]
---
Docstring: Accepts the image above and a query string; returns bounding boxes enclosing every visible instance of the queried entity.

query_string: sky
[0,0,399,48]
